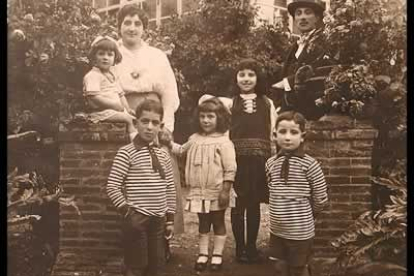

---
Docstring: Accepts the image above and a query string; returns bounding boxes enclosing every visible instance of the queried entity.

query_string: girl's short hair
[88,38,123,65]
[233,58,268,96]
[275,111,307,132]
[135,98,164,121]
[194,97,231,134]
[117,3,149,31]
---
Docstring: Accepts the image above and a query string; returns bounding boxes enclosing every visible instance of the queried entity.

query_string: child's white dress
[172,132,237,213]
[83,67,132,123]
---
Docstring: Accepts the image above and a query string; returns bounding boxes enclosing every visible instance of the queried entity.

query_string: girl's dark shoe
[247,249,264,264]
[210,254,223,272]
[235,250,249,263]
[194,254,209,272]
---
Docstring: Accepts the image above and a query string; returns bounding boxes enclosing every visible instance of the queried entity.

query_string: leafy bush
[8,0,117,135]
[330,170,406,276]
[7,166,80,226]
[316,0,406,119]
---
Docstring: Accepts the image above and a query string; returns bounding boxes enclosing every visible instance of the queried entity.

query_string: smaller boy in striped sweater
[106,99,176,276]
[265,111,328,276]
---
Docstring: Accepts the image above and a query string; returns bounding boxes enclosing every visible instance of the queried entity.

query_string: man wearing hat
[272,0,333,120]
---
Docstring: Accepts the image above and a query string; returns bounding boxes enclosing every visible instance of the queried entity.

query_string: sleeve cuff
[283,78,292,91]
[166,213,174,222]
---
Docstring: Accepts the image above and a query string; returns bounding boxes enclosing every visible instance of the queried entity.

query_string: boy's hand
[218,189,230,208]
[119,205,132,218]
[165,224,174,240]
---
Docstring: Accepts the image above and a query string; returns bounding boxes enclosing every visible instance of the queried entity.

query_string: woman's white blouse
[115,41,179,132]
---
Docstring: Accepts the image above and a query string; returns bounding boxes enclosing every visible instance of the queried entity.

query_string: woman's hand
[158,127,173,146]
[127,108,136,116]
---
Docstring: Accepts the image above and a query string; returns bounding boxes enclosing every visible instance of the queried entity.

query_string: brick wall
[53,122,128,276]
[304,115,378,257]
[52,116,377,275]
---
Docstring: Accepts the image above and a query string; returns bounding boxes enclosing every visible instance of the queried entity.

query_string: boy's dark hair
[135,99,164,121]
[233,58,267,96]
[194,97,231,134]
[88,38,123,65]
[275,111,307,132]
[117,3,149,31]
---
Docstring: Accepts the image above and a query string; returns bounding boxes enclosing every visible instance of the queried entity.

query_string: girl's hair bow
[198,94,233,114]
[91,35,118,48]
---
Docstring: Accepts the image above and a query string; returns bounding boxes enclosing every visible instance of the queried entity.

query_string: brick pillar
[304,115,378,258]
[52,122,128,276]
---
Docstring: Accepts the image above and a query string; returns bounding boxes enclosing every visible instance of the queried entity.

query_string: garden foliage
[330,161,406,276]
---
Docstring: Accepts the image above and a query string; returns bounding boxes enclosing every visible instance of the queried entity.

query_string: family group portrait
[7,0,407,276]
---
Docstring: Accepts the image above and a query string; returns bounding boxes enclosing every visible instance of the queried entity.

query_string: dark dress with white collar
[229,94,272,261]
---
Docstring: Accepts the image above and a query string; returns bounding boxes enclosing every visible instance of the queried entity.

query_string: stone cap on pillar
[306,115,378,141]
[58,122,128,143]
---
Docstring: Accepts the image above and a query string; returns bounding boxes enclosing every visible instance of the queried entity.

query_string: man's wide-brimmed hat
[287,0,325,16]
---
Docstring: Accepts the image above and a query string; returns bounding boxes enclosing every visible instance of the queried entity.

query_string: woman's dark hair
[194,97,231,134]
[275,111,307,132]
[233,58,268,96]
[88,38,123,65]
[117,3,149,31]
[135,99,164,121]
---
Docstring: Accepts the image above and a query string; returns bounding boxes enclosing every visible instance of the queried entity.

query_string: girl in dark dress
[229,58,279,263]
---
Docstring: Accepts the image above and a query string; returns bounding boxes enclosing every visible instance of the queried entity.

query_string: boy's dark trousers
[122,211,165,276]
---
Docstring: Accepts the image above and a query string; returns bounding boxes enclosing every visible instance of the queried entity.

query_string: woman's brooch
[131,71,140,79]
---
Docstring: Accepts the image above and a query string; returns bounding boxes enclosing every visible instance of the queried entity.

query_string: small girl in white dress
[169,97,237,272]
[83,36,137,140]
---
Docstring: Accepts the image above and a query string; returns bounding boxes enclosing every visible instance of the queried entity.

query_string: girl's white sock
[211,235,227,264]
[197,233,209,263]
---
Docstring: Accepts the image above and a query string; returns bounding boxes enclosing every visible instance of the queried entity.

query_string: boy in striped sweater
[265,111,328,276]
[106,99,176,276]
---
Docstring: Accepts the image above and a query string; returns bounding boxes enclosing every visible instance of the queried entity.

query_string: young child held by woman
[83,35,137,140]
[266,111,328,276]
[167,97,237,272]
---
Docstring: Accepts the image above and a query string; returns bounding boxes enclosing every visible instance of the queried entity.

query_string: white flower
[332,101,339,107]
[11,29,26,41]
[24,13,34,22]
[315,98,324,106]
[39,53,49,63]
[356,101,365,107]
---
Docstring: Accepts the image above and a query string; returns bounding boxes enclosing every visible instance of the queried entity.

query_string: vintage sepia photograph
[7,0,406,276]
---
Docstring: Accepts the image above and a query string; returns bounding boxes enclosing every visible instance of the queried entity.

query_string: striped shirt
[265,154,328,240]
[106,143,176,217]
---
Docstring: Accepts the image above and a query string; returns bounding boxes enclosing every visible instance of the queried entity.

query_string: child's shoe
[247,248,264,264]
[210,254,223,271]
[194,254,209,271]
[235,249,249,263]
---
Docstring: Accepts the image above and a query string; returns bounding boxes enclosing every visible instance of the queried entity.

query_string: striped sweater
[265,153,328,240]
[106,143,176,217]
